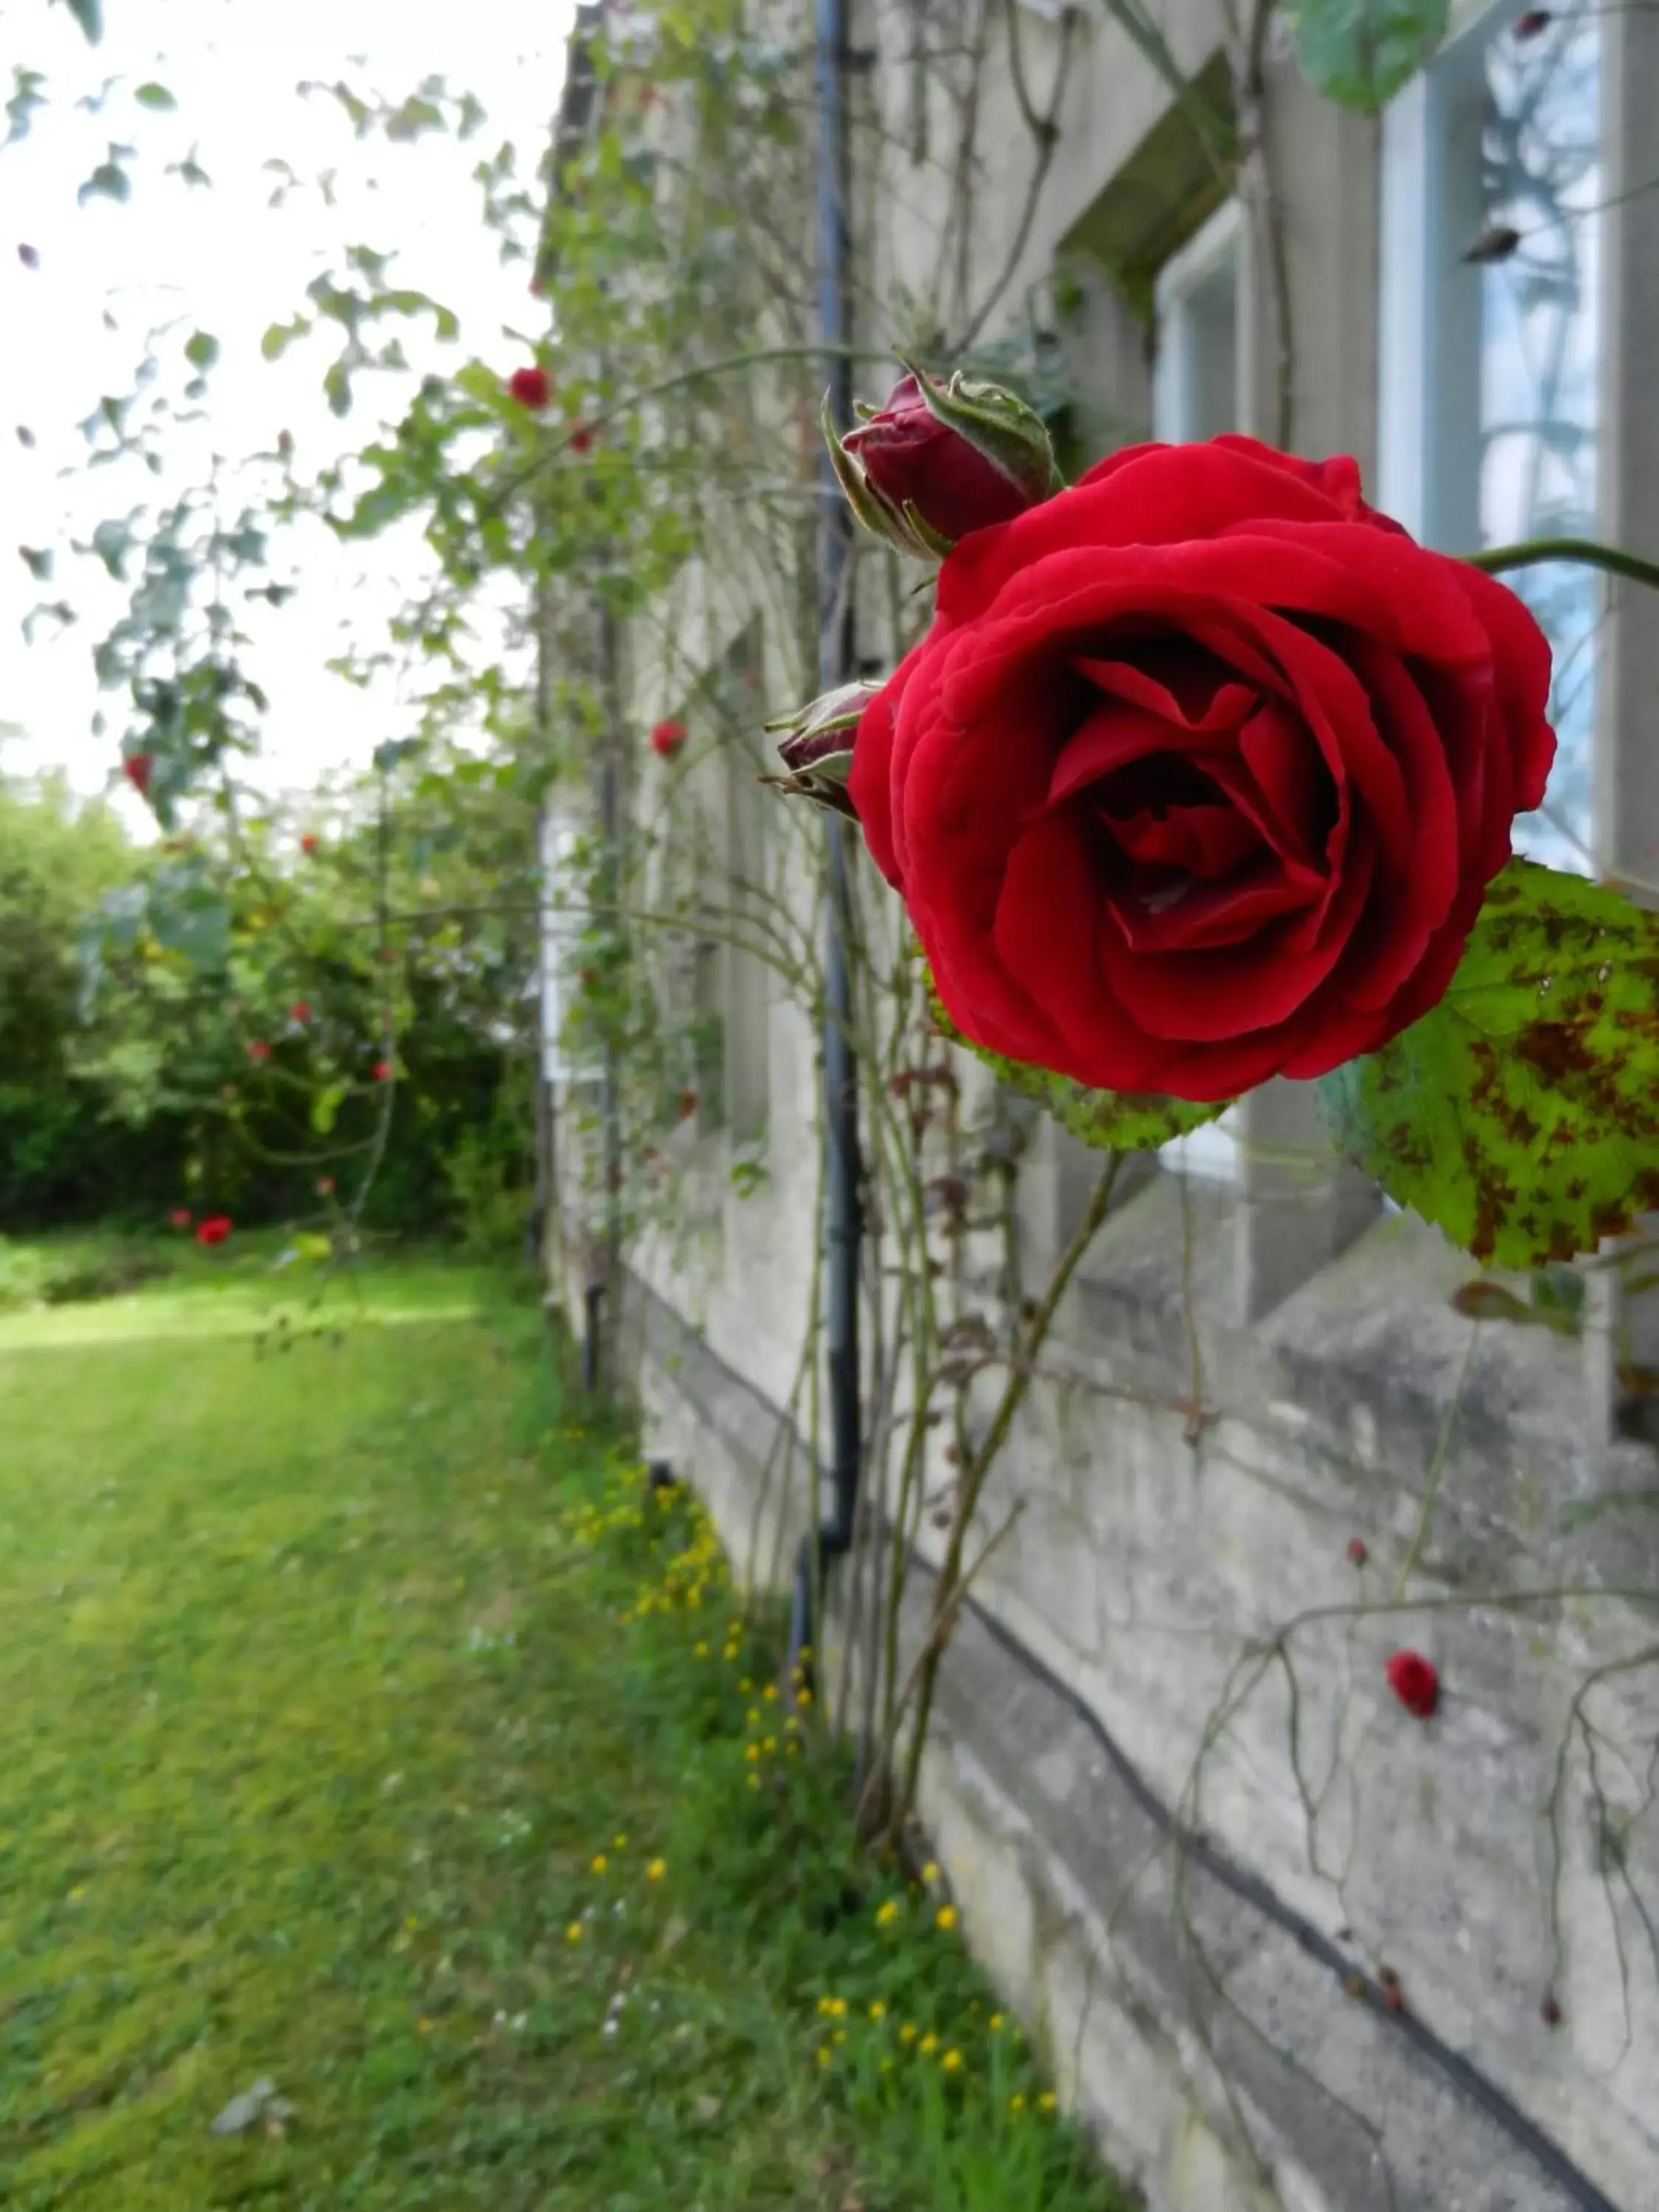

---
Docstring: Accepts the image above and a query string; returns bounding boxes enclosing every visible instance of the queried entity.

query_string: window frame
[1151,195,1245,1182]
[1377,0,1604,867]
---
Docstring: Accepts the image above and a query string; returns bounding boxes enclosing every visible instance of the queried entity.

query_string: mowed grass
[0,1234,1135,2212]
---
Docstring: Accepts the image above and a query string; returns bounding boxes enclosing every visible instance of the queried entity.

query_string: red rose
[650,719,686,759]
[195,1214,232,1247]
[289,1001,310,1023]
[568,420,594,453]
[841,370,1053,546]
[508,364,551,409]
[248,1040,271,1063]
[169,1206,192,1230]
[372,1060,392,1082]
[301,832,319,855]
[1346,1537,1368,1567]
[847,436,1554,1102]
[1385,1649,1440,1719]
[122,751,153,798]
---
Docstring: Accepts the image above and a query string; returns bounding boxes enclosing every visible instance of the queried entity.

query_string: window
[1152,198,1240,448]
[1152,198,1243,1182]
[540,813,600,1085]
[1379,0,1602,872]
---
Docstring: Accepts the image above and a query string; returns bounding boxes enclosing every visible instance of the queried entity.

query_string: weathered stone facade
[546,3,1659,2205]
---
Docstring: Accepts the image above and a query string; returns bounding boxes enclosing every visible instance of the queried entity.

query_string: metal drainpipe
[788,0,862,1700]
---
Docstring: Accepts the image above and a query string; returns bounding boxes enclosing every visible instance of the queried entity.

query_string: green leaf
[134,81,176,110]
[385,94,445,142]
[151,894,231,972]
[1287,0,1450,111]
[925,975,1231,1154]
[1317,860,1659,1267]
[184,329,219,370]
[77,156,131,206]
[89,516,133,578]
[260,316,309,361]
[59,0,103,42]
[5,68,48,147]
[310,1084,346,1136]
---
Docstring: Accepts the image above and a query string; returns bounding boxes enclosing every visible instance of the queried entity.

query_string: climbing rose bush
[846,436,1554,1103]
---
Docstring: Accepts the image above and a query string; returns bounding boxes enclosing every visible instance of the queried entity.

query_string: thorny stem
[880,1151,1124,1852]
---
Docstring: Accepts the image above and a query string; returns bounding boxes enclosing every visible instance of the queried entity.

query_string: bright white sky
[0,0,577,837]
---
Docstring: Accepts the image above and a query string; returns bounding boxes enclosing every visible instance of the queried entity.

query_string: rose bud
[1346,1537,1368,1567]
[289,1001,310,1023]
[248,1040,271,1064]
[650,719,686,759]
[568,420,595,453]
[122,750,154,799]
[1385,1649,1440,1719]
[372,1060,393,1082]
[195,1214,233,1247]
[169,1206,192,1231]
[762,678,883,821]
[301,832,319,855]
[508,364,551,409]
[826,361,1060,557]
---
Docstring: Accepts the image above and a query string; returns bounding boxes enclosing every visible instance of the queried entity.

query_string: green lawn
[0,1232,1133,2211]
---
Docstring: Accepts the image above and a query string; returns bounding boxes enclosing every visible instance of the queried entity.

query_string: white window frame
[540,813,599,1085]
[1152,196,1242,448]
[1152,195,1245,1182]
[1377,0,1604,869]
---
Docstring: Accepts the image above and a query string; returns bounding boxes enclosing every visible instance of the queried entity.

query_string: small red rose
[248,1040,271,1064]
[195,1214,232,1247]
[568,420,594,453]
[837,368,1057,550]
[650,718,686,759]
[122,751,153,798]
[169,1206,192,1231]
[1346,1537,1368,1567]
[301,832,319,855]
[846,436,1554,1103]
[316,1175,335,1196]
[289,1001,310,1024]
[372,1060,392,1082]
[509,364,551,409]
[1385,1649,1440,1719]
[675,1089,698,1121]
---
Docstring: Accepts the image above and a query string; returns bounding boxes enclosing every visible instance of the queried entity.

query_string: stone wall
[619,1183,1659,2209]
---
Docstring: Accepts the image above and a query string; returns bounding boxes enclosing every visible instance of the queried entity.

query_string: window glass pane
[1470,9,1601,869]
[1152,210,1242,1178]
[1180,257,1239,445]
